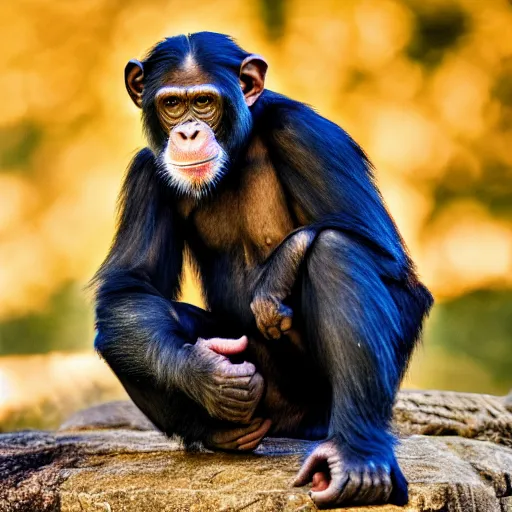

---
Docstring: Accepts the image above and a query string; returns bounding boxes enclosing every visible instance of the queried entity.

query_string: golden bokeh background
[0,0,511,429]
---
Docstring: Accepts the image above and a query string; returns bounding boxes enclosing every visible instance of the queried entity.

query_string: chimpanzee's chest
[187,159,296,267]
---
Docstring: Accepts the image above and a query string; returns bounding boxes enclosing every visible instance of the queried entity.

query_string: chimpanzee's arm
[250,91,416,339]
[254,90,411,280]
[93,149,185,381]
[93,149,263,442]
[251,229,316,339]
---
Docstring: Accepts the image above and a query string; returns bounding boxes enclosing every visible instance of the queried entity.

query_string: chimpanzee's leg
[95,301,270,449]
[293,230,432,507]
[95,302,219,442]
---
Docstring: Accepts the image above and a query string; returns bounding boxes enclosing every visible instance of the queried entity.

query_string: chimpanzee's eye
[163,96,180,108]
[195,95,212,107]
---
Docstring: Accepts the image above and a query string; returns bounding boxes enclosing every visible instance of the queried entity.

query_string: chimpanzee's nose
[170,122,209,153]
[175,122,200,140]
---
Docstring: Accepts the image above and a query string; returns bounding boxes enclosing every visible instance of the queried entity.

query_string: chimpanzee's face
[124,47,267,199]
[154,81,228,197]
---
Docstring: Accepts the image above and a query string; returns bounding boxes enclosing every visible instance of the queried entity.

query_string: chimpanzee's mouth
[169,155,218,168]
[162,147,227,198]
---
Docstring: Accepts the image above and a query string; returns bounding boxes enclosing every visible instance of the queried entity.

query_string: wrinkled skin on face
[124,53,267,198]
[156,85,227,196]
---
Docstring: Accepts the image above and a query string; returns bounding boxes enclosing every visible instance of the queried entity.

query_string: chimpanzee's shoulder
[252,90,369,167]
[252,89,318,128]
[252,90,357,144]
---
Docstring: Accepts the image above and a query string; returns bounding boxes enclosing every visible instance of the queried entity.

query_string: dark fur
[93,32,433,507]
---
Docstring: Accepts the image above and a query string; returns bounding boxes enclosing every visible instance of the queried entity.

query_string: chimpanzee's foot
[205,418,272,451]
[250,294,293,340]
[293,438,408,508]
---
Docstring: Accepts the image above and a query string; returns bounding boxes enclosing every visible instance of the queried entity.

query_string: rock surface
[394,389,512,447]
[61,389,512,447]
[1,390,512,512]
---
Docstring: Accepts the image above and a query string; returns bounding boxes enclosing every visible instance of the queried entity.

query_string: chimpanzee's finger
[210,418,270,452]
[267,327,281,339]
[201,336,248,355]
[211,418,264,445]
[238,437,263,451]
[280,314,292,332]
[216,394,258,411]
[215,405,251,422]
[293,451,326,487]
[256,320,271,339]
[310,472,349,507]
[217,360,256,378]
[237,419,272,447]
[221,387,254,401]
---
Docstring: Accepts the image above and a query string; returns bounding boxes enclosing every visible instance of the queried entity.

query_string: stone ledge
[1,390,512,512]
[60,389,512,447]
[2,429,512,511]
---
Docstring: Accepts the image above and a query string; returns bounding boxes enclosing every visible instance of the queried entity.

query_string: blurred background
[0,0,511,431]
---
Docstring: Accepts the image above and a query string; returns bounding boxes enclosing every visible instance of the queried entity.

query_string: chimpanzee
[93,32,433,508]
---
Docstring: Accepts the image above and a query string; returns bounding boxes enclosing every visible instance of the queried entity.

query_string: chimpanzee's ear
[125,59,145,108]
[239,55,268,107]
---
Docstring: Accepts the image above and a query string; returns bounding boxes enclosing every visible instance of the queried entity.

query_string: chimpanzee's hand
[206,418,272,452]
[250,294,293,340]
[293,437,406,508]
[182,336,264,423]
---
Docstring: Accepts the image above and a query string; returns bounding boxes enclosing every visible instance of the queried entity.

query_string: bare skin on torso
[177,137,328,435]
